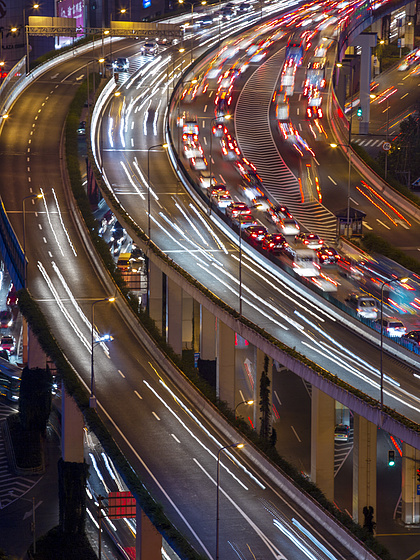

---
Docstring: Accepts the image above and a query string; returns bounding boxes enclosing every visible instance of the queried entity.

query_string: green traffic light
[388,450,395,466]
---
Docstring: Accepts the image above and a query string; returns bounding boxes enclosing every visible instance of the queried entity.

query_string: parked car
[0,335,16,355]
[376,317,406,337]
[334,424,350,441]
[0,310,13,328]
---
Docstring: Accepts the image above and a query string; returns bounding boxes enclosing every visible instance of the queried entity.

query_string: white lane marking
[362,221,373,230]
[134,390,142,399]
[118,370,125,378]
[152,411,161,421]
[328,176,337,185]
[203,104,207,112]
[171,433,181,443]
[274,391,282,405]
[377,219,391,229]
[401,93,408,99]
[291,425,301,442]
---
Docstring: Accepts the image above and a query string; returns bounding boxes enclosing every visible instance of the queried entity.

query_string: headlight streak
[89,452,110,493]
[195,261,289,331]
[143,380,249,490]
[273,518,319,560]
[52,188,77,256]
[150,214,210,265]
[212,260,302,330]
[119,160,146,200]
[194,460,284,559]
[295,310,400,384]
[158,212,219,265]
[145,375,265,489]
[86,507,99,529]
[188,203,229,254]
[153,99,162,136]
[174,201,209,246]
[40,188,64,256]
[133,158,159,201]
[292,518,338,560]
[240,253,334,322]
[108,116,114,148]
[232,254,324,322]
[119,98,126,148]
[104,515,117,532]
[143,98,152,135]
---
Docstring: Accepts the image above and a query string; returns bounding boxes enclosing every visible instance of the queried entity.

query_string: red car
[262,233,288,253]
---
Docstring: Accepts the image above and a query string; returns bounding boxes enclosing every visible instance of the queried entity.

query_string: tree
[19,367,52,435]
[363,505,376,534]
[259,355,271,441]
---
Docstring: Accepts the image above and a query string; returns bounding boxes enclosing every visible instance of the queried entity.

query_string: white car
[140,42,158,56]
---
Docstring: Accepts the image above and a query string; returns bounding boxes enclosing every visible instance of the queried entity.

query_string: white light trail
[120,160,146,200]
[133,158,159,201]
[153,99,162,136]
[52,188,77,256]
[292,518,338,560]
[174,201,209,246]
[188,203,229,254]
[40,188,64,256]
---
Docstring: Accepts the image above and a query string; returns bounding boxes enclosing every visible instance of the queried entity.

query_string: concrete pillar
[311,387,335,501]
[136,505,162,560]
[351,33,377,134]
[148,260,163,334]
[193,299,200,354]
[216,320,235,407]
[28,327,47,369]
[182,291,193,350]
[61,383,84,463]
[404,2,416,50]
[402,443,420,524]
[254,349,272,433]
[200,305,217,360]
[352,414,377,524]
[166,278,182,356]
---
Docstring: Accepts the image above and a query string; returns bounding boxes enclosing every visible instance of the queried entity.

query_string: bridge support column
[136,505,162,559]
[200,306,217,360]
[404,2,416,50]
[351,33,377,134]
[352,414,377,524]
[182,291,194,350]
[216,321,235,407]
[28,327,47,369]
[61,383,84,463]
[166,278,182,356]
[254,349,272,433]
[148,261,163,334]
[402,443,420,524]
[311,388,334,501]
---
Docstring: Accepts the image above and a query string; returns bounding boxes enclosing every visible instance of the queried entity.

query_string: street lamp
[22,193,43,287]
[379,277,408,409]
[179,0,207,64]
[216,443,244,560]
[147,143,168,240]
[90,297,115,408]
[234,399,254,418]
[330,141,353,238]
[23,3,40,74]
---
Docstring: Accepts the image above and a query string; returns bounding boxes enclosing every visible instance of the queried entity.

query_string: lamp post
[216,443,244,560]
[330,142,353,237]
[90,297,115,408]
[23,3,40,75]
[22,193,43,287]
[379,277,408,409]
[147,143,168,240]
[234,399,253,418]
[336,60,355,237]
[179,0,207,64]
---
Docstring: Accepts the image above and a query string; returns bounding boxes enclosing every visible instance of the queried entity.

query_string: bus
[0,357,22,402]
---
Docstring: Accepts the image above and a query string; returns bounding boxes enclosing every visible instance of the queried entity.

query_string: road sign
[382,142,391,151]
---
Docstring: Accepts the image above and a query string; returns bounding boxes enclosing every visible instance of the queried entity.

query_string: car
[276,215,300,236]
[0,335,16,355]
[183,119,199,135]
[0,310,13,329]
[183,140,203,159]
[212,192,234,208]
[233,215,257,228]
[295,232,324,249]
[207,184,229,197]
[220,133,241,160]
[77,121,86,135]
[242,225,268,243]
[140,42,158,56]
[200,14,214,26]
[262,233,289,253]
[376,317,407,337]
[316,246,340,265]
[226,202,251,219]
[212,122,227,138]
[334,424,350,441]
[113,57,129,72]
[266,204,290,224]
[402,330,420,346]
[6,287,18,308]
[190,156,208,171]
[238,2,252,11]
[198,171,216,189]
[345,293,378,320]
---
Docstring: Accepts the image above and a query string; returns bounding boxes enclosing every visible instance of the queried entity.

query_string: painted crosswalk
[334,429,353,476]
[0,402,42,510]
[235,48,338,243]
[352,137,385,148]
